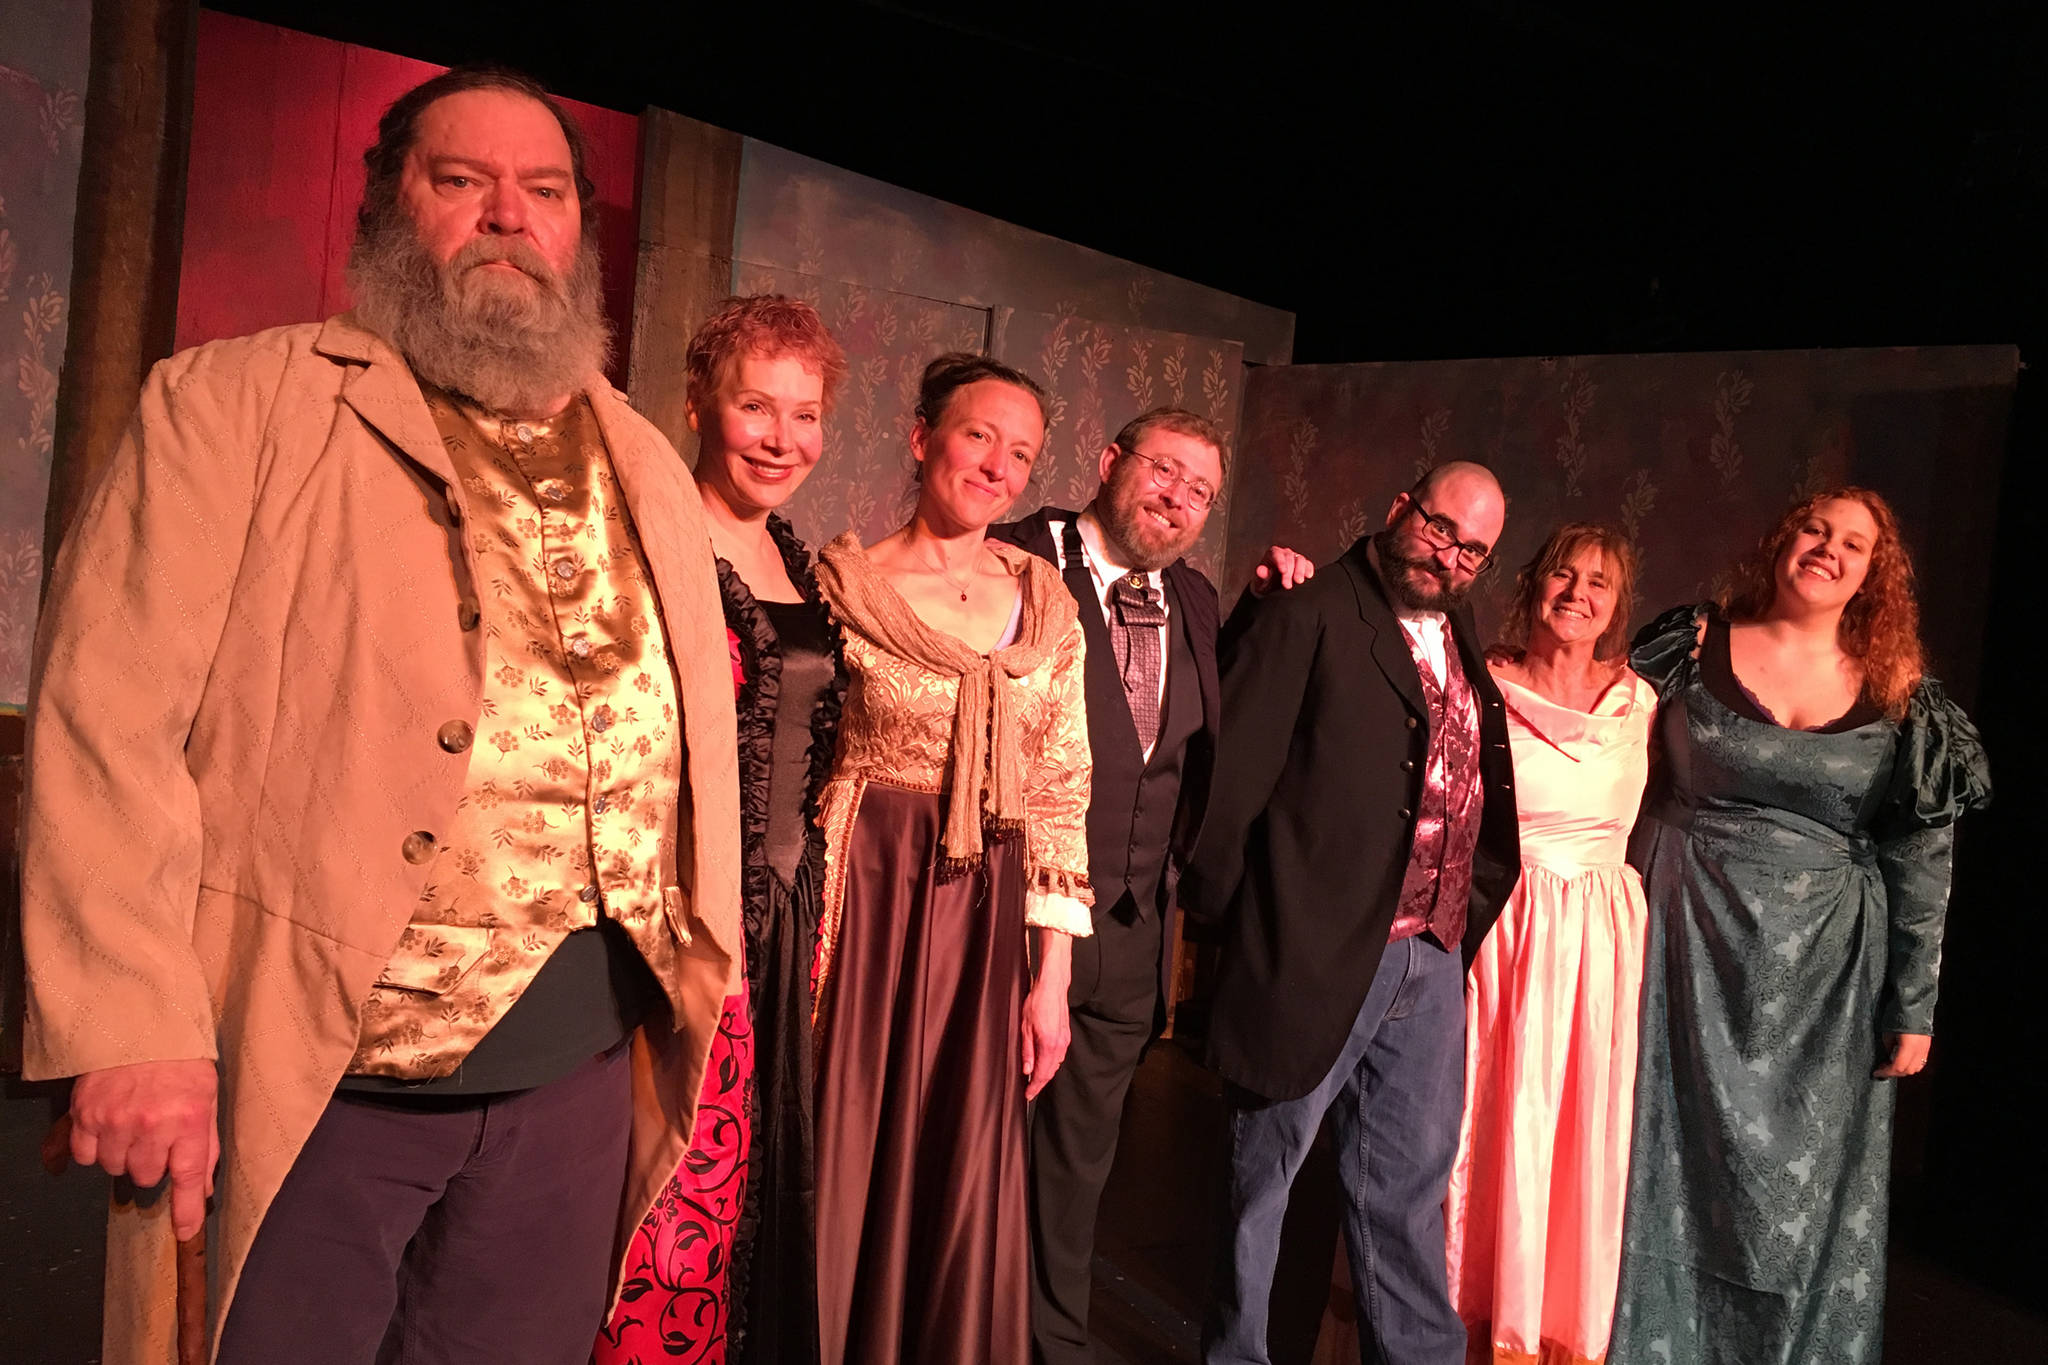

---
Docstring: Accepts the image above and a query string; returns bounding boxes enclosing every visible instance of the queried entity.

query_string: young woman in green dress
[1613,487,1991,1365]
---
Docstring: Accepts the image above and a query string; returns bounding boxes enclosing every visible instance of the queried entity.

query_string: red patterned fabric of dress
[597,988,753,1365]
[598,624,754,1365]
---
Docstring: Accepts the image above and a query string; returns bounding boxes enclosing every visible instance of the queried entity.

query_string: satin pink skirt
[1445,861,1647,1365]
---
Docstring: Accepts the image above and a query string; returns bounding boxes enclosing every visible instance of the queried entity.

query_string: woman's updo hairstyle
[907,353,1050,485]
[914,352,1050,429]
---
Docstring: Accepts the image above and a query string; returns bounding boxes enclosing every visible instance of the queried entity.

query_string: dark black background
[205,0,2048,363]
[203,0,2048,1307]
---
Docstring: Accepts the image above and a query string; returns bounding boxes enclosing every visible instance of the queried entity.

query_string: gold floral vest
[348,389,683,1079]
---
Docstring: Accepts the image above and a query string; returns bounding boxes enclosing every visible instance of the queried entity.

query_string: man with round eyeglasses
[992,407,1232,1365]
[1184,461,1523,1365]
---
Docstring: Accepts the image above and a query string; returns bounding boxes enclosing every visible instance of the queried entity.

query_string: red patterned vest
[1387,618,1483,949]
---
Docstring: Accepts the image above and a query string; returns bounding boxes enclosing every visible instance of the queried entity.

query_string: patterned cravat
[1110,574,1167,750]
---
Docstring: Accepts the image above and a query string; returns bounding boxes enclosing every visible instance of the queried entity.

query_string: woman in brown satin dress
[811,353,1094,1364]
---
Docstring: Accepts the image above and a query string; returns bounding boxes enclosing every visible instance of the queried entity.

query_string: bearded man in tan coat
[19,67,739,1364]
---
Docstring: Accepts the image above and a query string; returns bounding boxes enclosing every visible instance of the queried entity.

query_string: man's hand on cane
[57,1059,220,1240]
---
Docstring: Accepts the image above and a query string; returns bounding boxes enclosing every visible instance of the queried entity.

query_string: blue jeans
[1203,935,1467,1365]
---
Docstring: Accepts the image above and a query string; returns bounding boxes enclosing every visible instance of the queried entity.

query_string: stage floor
[1086,1039,2046,1365]
[4,1043,2041,1362]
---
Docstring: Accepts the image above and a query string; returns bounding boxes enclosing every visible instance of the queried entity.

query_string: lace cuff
[1025,888,1094,936]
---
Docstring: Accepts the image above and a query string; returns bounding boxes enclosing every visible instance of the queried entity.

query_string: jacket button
[402,831,436,864]
[437,721,473,753]
[1401,759,1415,772]
[1399,807,1414,820]
[458,599,481,631]
[1405,716,1419,730]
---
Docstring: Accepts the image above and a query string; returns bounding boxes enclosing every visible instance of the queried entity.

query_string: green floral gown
[1610,607,1991,1365]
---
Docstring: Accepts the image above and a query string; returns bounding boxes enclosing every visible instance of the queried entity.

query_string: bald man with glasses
[1184,462,1524,1365]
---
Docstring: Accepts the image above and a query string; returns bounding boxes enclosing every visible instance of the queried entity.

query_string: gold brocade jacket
[815,540,1094,1009]
[350,390,684,1078]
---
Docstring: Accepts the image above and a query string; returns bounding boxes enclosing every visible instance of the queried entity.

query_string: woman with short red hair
[597,295,847,1365]
[1611,488,1991,1365]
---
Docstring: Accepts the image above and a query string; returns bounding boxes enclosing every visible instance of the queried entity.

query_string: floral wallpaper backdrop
[1229,347,2016,704]
[709,136,1269,577]
[994,309,1243,583]
[0,2,90,708]
[733,139,1293,367]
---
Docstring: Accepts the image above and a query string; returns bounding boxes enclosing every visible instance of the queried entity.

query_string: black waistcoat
[1060,521,1204,918]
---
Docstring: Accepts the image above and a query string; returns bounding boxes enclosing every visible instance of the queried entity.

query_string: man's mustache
[447,239,561,290]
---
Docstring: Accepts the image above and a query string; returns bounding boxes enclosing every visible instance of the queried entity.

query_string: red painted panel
[177,11,640,384]
[175,16,345,351]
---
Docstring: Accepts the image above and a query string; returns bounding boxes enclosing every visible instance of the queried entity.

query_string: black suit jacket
[990,508,1221,1003]
[1180,534,1521,1102]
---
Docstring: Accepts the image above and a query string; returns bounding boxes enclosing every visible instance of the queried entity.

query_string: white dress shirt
[1397,608,1450,688]
[1051,510,1171,761]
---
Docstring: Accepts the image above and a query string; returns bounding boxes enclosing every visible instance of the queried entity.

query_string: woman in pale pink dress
[1444,523,1653,1365]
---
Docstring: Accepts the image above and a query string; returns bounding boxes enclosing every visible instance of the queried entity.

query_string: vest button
[437,721,473,753]
[580,883,600,904]
[457,599,481,631]
[590,706,614,733]
[401,831,436,864]
[593,795,609,814]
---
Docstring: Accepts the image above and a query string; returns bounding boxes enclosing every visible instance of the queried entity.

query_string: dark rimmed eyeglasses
[1402,494,1495,573]
[1121,448,1218,511]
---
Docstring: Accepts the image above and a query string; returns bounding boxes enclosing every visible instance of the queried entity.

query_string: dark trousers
[1203,936,1467,1365]
[216,1042,633,1365]
[1029,892,1162,1365]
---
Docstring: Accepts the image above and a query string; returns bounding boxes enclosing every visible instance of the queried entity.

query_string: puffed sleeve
[1628,603,1708,696]
[1870,678,1993,1034]
[1023,616,1094,935]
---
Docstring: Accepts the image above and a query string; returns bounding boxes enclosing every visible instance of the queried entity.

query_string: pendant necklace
[920,544,979,601]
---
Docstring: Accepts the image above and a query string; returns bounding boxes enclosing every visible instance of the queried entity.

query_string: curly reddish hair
[1715,486,1924,717]
[684,295,848,415]
[1499,522,1639,660]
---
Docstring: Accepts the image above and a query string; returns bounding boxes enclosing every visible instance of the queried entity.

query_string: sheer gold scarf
[815,531,1076,874]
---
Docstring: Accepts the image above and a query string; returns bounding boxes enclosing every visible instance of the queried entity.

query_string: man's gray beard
[1375,530,1472,611]
[346,214,612,418]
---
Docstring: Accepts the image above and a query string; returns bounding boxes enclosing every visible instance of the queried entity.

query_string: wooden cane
[43,1114,210,1365]
[175,1229,207,1365]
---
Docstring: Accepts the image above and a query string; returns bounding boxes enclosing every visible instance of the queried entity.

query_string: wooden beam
[41,0,198,563]
[8,0,197,1075]
[627,107,743,457]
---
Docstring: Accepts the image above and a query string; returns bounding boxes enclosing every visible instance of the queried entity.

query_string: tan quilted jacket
[19,316,740,1364]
